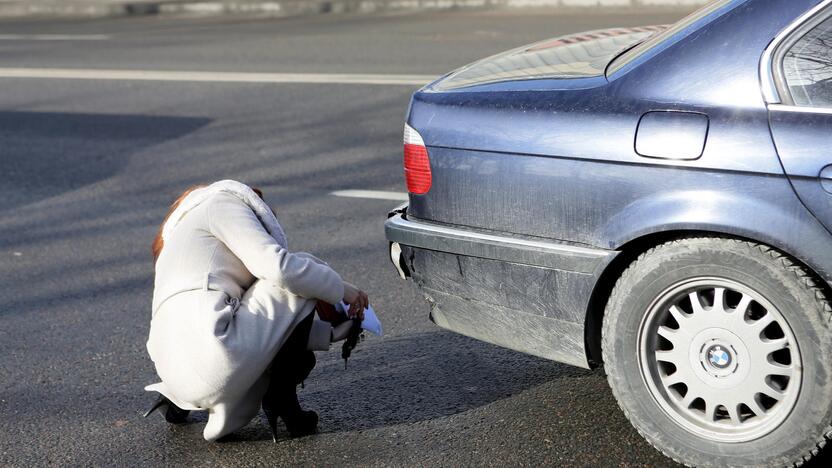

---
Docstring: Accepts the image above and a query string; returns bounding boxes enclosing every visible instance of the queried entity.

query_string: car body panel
[409,92,782,173]
[403,246,600,368]
[597,176,832,282]
[387,206,617,368]
[386,209,614,273]
[769,109,832,234]
[407,143,831,276]
[386,0,832,369]
[393,154,832,368]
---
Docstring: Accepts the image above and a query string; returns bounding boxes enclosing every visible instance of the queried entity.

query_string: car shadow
[133,329,651,467]
[194,329,592,440]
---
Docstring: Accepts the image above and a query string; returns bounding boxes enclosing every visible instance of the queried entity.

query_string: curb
[0,0,708,19]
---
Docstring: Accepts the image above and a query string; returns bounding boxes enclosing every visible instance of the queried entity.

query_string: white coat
[145,181,344,441]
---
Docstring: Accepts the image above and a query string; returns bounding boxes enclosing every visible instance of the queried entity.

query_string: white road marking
[331,190,409,201]
[0,68,435,85]
[0,34,110,41]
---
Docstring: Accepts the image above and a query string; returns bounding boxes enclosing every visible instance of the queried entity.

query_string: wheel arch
[583,226,832,367]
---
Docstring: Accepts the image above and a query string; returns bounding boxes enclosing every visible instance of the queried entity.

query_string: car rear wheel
[602,237,832,467]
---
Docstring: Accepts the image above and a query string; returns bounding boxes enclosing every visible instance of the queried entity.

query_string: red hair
[152,184,264,262]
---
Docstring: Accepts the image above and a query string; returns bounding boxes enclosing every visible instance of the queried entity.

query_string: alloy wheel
[638,277,802,442]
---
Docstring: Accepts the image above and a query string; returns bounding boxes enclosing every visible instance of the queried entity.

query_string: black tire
[601,237,832,467]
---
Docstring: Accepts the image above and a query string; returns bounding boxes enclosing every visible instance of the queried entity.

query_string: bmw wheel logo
[707,345,732,369]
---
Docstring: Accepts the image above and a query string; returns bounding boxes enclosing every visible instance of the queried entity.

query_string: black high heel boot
[263,314,319,441]
[143,394,189,424]
[262,385,318,441]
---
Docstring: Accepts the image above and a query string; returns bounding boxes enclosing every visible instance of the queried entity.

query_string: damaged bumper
[385,204,613,274]
[384,205,618,369]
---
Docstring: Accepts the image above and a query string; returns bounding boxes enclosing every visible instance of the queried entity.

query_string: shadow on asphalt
[153,330,593,442]
[0,111,210,212]
[141,332,638,466]
[151,325,832,467]
[309,332,591,432]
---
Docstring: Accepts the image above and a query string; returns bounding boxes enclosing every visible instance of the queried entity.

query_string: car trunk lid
[432,26,665,91]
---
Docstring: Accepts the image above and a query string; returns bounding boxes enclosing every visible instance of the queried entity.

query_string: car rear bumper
[384,204,618,368]
[385,204,613,274]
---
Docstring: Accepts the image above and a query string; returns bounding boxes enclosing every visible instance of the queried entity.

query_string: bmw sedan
[385,0,832,466]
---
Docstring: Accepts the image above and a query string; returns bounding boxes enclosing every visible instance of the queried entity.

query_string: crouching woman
[143,180,368,442]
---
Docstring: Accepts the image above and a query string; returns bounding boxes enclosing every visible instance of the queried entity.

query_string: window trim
[760,0,832,106]
[768,103,832,115]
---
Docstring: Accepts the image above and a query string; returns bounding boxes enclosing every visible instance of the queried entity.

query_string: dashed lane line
[331,190,408,201]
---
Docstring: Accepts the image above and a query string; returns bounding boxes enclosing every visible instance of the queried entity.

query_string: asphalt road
[3,7,826,467]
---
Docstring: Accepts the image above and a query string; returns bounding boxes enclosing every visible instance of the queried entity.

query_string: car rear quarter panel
[397,0,832,368]
[407,0,832,278]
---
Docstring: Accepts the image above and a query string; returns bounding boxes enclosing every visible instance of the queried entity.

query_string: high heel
[262,404,281,442]
[262,406,318,440]
[262,387,318,440]
[280,407,318,439]
[263,317,319,440]
[143,394,189,424]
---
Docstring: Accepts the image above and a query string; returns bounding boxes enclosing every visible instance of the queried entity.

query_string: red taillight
[403,124,431,194]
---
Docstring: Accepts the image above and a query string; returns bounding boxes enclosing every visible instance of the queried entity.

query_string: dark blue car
[385,0,832,466]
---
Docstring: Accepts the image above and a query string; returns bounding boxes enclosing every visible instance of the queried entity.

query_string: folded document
[336,302,383,336]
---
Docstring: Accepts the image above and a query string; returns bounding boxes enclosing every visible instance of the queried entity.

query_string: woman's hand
[342,281,369,319]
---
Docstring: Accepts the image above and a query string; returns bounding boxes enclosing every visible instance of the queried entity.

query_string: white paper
[337,302,383,336]
[360,305,383,336]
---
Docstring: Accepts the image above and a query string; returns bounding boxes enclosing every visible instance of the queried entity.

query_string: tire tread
[601,236,832,468]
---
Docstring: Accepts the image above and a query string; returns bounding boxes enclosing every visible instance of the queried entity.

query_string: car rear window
[606,0,740,76]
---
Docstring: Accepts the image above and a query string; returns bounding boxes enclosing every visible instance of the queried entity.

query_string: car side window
[782,15,832,108]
